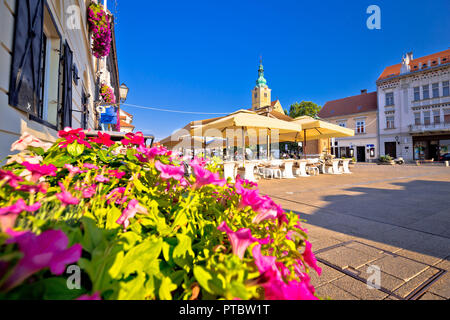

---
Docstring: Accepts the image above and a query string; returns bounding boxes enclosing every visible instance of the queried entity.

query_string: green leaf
[67,141,85,157]
[158,276,177,300]
[121,237,163,277]
[193,265,225,296]
[173,234,194,270]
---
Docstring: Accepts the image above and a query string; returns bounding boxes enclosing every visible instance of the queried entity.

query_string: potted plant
[378,155,395,165]
[87,2,112,58]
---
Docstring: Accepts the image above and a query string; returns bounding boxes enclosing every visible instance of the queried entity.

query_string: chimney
[361,89,367,94]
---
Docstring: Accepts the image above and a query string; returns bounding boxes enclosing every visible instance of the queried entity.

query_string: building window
[264,93,267,98]
[385,92,394,106]
[443,81,449,97]
[444,109,450,124]
[414,87,420,101]
[356,120,365,134]
[254,93,257,98]
[422,85,430,100]
[423,111,431,125]
[432,83,439,98]
[337,121,346,128]
[386,116,395,129]
[433,110,441,124]
[414,112,421,125]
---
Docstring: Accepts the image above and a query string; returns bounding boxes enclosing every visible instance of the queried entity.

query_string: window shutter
[62,41,73,128]
[81,87,89,129]
[8,0,44,115]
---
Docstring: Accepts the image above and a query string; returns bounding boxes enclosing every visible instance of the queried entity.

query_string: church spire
[256,57,268,88]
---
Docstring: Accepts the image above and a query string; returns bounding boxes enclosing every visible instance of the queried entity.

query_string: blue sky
[113,0,450,140]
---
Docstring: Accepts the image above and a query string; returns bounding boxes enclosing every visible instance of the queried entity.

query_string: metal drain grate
[314,240,447,300]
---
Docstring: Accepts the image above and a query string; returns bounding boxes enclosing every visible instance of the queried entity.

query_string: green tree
[286,101,322,119]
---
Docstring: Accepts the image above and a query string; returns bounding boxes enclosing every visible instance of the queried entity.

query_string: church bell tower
[252,61,271,110]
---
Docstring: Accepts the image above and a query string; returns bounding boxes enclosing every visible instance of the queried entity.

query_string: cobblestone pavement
[257,164,450,300]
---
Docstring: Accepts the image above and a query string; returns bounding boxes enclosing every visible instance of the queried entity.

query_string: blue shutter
[8,0,44,115]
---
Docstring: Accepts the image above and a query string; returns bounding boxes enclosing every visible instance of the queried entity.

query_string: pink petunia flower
[136,145,168,162]
[0,170,24,188]
[106,187,126,205]
[83,163,99,170]
[21,162,57,183]
[94,175,110,183]
[58,128,92,149]
[0,199,41,215]
[76,292,102,300]
[191,164,226,189]
[217,221,257,260]
[64,164,83,176]
[81,184,97,199]
[116,199,148,230]
[1,229,82,291]
[56,183,80,207]
[154,161,184,181]
[302,241,322,276]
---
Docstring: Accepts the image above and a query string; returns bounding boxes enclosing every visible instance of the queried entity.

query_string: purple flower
[217,221,257,260]
[116,199,148,230]
[1,229,82,291]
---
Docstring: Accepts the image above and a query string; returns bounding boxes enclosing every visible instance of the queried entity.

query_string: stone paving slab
[331,276,389,300]
[369,254,430,282]
[315,283,359,300]
[309,262,346,288]
[393,268,440,298]
[418,292,446,300]
[316,246,383,270]
[355,263,406,292]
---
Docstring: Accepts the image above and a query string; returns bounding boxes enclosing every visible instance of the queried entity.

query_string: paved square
[258,164,450,300]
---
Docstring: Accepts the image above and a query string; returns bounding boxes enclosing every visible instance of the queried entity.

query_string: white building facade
[377,50,450,161]
[0,0,120,162]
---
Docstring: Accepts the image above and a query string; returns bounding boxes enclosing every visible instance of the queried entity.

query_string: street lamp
[119,83,129,103]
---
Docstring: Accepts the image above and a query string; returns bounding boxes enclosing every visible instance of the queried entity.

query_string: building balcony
[408,122,450,133]
[411,96,450,108]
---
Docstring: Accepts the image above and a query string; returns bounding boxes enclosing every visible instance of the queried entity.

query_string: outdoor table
[243,161,259,182]
[341,159,352,174]
[282,160,296,179]
[295,160,309,177]
[330,159,342,174]
[223,162,237,182]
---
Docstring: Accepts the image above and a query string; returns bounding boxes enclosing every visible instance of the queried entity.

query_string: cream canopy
[278,116,355,142]
[191,110,303,137]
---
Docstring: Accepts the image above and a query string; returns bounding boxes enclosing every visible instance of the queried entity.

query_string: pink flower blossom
[90,132,115,147]
[83,163,99,170]
[136,145,168,162]
[0,199,41,215]
[252,244,282,279]
[58,128,92,149]
[18,183,48,194]
[108,170,126,179]
[56,183,80,207]
[190,157,207,168]
[64,164,83,176]
[116,199,148,230]
[21,162,57,183]
[81,184,97,199]
[76,292,102,300]
[217,221,257,260]
[1,229,82,291]
[121,132,145,147]
[303,241,321,276]
[95,175,110,183]
[106,187,126,205]
[263,278,318,300]
[154,161,184,181]
[0,170,23,188]
[191,164,226,189]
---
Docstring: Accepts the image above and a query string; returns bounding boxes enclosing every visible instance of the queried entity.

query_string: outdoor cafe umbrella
[191,109,303,164]
[278,116,355,158]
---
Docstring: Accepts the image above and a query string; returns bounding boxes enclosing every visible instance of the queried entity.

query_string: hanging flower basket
[100,83,116,104]
[87,2,112,58]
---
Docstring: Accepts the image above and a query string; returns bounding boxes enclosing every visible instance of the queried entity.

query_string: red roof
[378,49,450,80]
[120,121,135,128]
[319,91,378,119]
